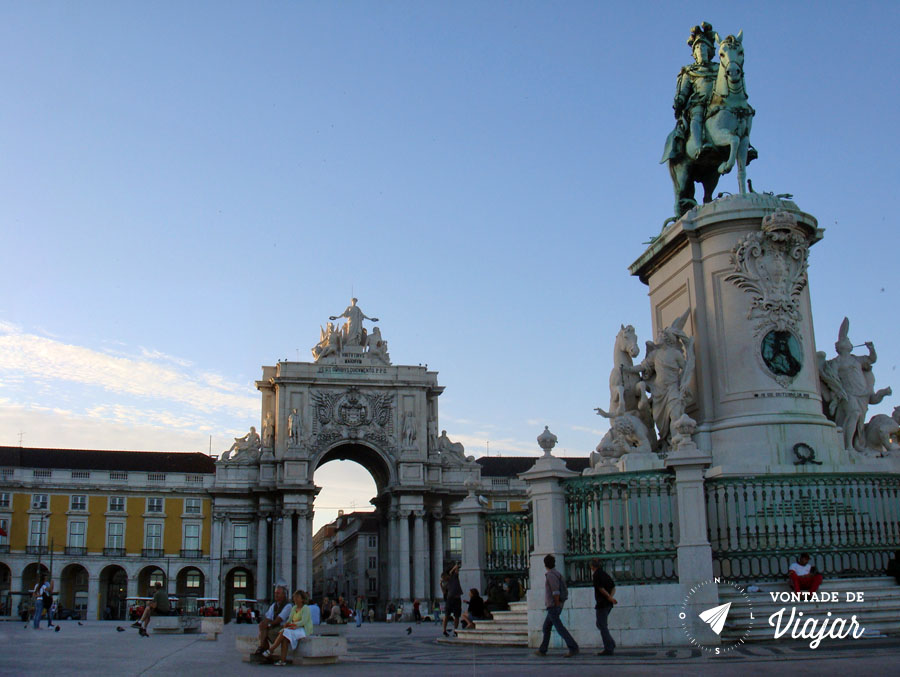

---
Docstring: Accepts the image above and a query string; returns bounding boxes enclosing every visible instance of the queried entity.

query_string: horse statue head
[716,32,745,94]
[615,324,640,360]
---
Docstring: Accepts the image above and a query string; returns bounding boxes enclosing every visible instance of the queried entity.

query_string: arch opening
[60,563,89,617]
[99,565,127,620]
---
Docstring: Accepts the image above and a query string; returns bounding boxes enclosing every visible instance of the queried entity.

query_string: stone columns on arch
[256,513,269,600]
[295,507,313,594]
[281,510,293,590]
[412,510,427,601]
[387,509,399,602]
[210,512,225,604]
[87,575,100,621]
[398,509,411,603]
[431,511,444,601]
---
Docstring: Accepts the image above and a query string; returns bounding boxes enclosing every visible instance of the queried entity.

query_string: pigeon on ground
[405,627,412,635]
[77,622,83,626]
[116,626,125,632]
[54,626,60,632]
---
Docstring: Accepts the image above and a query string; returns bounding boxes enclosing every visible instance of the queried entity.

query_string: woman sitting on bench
[264,590,313,666]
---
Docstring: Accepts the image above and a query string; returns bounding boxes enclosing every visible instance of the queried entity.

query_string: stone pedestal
[455,494,486,597]
[630,194,849,474]
[519,429,578,648]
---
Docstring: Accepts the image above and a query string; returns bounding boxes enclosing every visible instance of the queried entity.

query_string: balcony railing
[26,545,49,555]
[142,548,164,558]
[226,549,254,560]
[180,549,203,558]
[65,546,87,556]
[103,547,127,557]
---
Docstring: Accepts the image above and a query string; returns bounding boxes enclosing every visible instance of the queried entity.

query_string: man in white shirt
[253,586,291,657]
[788,553,824,593]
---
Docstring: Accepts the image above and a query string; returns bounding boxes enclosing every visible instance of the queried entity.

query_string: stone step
[441,633,528,647]
[508,601,528,612]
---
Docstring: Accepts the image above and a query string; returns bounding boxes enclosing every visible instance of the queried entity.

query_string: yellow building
[0,446,214,620]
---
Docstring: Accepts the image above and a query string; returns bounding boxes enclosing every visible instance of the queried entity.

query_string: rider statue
[673,22,718,160]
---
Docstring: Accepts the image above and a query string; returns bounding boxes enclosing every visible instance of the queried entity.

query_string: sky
[2,2,899,530]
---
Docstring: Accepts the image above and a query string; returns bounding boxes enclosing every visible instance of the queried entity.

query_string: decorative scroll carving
[725,210,810,338]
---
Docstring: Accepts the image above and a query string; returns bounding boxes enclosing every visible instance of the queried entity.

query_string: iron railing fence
[705,473,900,580]
[563,470,678,585]
[485,512,531,575]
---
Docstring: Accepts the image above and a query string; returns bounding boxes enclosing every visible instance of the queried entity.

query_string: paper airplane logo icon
[698,602,732,635]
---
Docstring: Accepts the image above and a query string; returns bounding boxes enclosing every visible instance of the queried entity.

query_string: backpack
[549,569,568,603]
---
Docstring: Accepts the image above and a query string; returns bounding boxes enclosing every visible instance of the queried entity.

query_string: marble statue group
[311,298,390,364]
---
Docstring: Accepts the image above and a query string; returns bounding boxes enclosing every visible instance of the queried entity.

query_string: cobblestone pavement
[1,620,898,676]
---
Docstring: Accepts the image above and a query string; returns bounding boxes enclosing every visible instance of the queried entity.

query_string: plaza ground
[1,618,898,676]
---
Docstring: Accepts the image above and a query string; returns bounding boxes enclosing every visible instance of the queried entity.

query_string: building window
[233,571,248,589]
[367,535,377,548]
[184,498,201,514]
[32,494,49,510]
[368,577,377,592]
[0,492,9,508]
[493,500,508,511]
[186,572,201,589]
[70,495,87,511]
[448,525,462,558]
[233,524,248,551]
[183,524,200,551]
[68,521,86,548]
[0,518,9,545]
[107,522,125,549]
[109,496,125,512]
[147,497,164,513]
[146,523,162,550]
[367,556,377,569]
[149,571,165,588]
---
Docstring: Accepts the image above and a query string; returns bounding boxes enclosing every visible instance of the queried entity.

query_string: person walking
[443,564,462,637]
[536,554,578,657]
[32,575,51,630]
[355,596,365,628]
[590,558,617,655]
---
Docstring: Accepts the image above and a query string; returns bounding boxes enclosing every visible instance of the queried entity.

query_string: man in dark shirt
[135,582,170,637]
[443,563,462,637]
[591,558,617,655]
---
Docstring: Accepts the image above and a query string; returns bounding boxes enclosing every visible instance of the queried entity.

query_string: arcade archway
[0,562,10,616]
[137,565,166,597]
[224,567,253,621]
[60,563,89,617]
[99,565,127,620]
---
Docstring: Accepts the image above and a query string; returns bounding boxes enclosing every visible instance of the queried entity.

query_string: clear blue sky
[2,2,898,527]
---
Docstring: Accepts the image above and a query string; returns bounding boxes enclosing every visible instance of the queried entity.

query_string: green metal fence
[563,471,678,586]
[705,473,900,580]
[485,511,531,575]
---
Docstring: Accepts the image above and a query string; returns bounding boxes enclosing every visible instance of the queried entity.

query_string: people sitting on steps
[789,553,824,593]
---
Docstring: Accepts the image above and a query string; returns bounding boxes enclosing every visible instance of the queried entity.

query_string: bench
[237,633,348,665]
[150,615,201,634]
[200,617,225,640]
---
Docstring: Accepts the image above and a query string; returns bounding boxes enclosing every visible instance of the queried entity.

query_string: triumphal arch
[209,299,479,610]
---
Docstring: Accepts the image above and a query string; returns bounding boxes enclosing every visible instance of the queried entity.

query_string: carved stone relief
[310,386,395,453]
[726,210,811,386]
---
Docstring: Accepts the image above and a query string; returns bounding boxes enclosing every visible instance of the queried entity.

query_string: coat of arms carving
[310,387,395,452]
[725,210,810,338]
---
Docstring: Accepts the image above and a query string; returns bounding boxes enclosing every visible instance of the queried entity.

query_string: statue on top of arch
[311,298,391,364]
